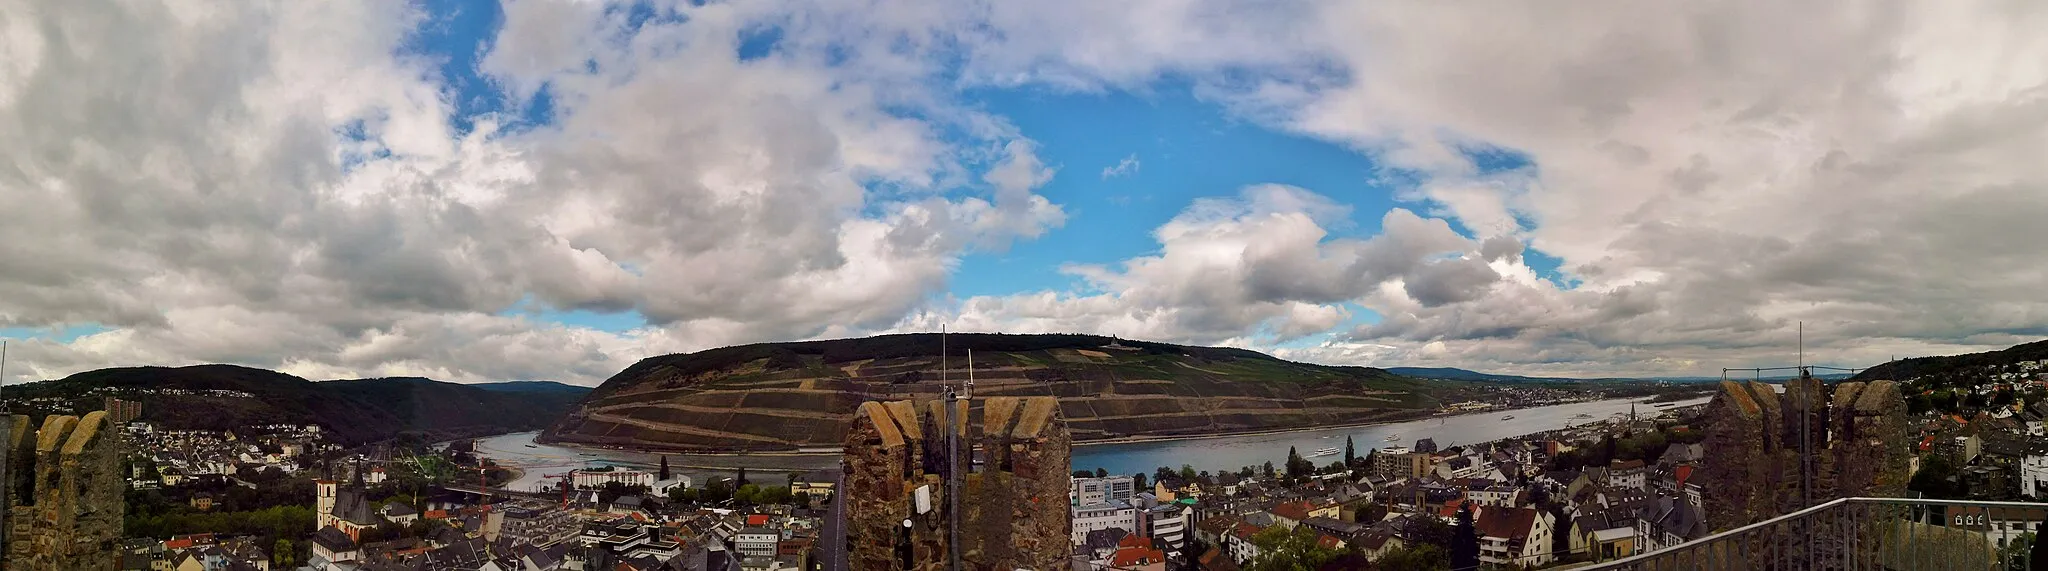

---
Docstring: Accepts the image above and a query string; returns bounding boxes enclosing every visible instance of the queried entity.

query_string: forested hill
[5,365,589,445]
[546,333,1458,451]
[1850,339,2048,387]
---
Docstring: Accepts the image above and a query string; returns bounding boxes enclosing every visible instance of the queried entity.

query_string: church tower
[315,480,337,529]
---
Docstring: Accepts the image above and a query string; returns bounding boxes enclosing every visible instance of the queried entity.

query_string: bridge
[1574,497,2047,570]
[441,483,560,503]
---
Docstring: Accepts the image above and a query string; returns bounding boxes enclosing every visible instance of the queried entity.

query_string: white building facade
[1071,502,1137,545]
[574,468,656,489]
[1071,476,1137,506]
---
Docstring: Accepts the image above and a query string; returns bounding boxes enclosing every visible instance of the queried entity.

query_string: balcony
[1574,498,2048,570]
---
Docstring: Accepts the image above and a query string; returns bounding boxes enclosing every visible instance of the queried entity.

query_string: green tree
[659,456,671,481]
[1262,461,1275,478]
[701,478,733,504]
[1451,503,1479,571]
[735,467,749,487]
[1373,544,1448,570]
[273,539,294,567]
[1095,467,1109,478]
[1245,525,1345,571]
[1344,436,1357,467]
[1911,453,1963,499]
[1133,473,1147,492]
[734,483,763,505]
[1403,512,1455,551]
[755,485,794,505]
[1180,464,1197,481]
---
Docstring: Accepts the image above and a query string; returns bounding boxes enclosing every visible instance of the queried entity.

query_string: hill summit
[543,333,1444,451]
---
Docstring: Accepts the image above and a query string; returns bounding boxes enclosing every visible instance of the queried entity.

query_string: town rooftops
[1083,528,1129,552]
[1270,500,1314,522]
[1593,527,1634,542]
[311,527,357,552]
[1474,507,1541,540]
[1110,545,1165,567]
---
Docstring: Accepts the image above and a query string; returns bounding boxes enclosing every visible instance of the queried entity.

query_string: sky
[4,0,2048,385]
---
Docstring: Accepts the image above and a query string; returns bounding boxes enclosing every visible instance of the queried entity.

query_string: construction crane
[475,457,495,512]
[541,472,575,509]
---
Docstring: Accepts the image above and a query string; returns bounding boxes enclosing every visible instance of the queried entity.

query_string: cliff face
[543,333,1441,451]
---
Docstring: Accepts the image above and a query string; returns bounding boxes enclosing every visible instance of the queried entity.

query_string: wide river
[476,396,1707,491]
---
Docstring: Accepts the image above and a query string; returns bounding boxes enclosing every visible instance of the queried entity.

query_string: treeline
[125,504,315,542]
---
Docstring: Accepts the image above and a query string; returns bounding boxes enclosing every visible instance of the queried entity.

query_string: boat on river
[1311,447,1340,457]
[1500,415,1515,420]
[1384,434,1400,441]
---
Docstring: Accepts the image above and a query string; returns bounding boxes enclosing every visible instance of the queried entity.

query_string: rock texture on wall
[1701,376,1908,531]
[1696,374,1910,570]
[4,411,125,571]
[843,396,1070,571]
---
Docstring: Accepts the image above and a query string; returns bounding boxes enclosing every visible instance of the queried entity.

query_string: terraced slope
[543,333,1449,451]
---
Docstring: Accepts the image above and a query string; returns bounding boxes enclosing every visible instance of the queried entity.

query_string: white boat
[1500,415,1515,420]
[1571,413,1593,419]
[1383,434,1400,442]
[1311,447,1340,457]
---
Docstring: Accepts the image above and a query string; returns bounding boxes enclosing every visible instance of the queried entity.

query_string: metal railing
[1574,497,2048,571]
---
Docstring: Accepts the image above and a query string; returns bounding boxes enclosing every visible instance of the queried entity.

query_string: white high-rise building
[1070,476,1136,506]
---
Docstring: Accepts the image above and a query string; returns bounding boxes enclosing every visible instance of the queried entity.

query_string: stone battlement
[843,396,1069,571]
[1700,376,1908,530]
[3,411,125,571]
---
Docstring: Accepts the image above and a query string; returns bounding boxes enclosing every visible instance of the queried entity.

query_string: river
[473,396,1705,491]
[1070,396,1708,477]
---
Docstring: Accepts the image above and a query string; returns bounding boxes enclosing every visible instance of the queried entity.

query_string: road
[822,468,846,571]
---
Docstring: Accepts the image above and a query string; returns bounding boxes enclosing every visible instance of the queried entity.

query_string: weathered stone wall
[1702,377,1908,531]
[3,412,124,571]
[843,397,1070,571]
[1698,375,1909,570]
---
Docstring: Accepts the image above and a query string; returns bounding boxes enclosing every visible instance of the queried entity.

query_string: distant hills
[546,333,1465,451]
[1851,339,2048,387]
[4,365,590,446]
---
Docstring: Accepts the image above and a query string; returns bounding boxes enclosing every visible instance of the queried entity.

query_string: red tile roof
[1271,500,1314,522]
[1315,534,1345,550]
[1111,546,1165,567]
[1475,507,1541,540]
[1231,522,1263,540]
[1117,533,1153,549]
[746,514,771,526]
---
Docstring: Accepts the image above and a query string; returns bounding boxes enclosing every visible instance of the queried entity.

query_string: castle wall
[844,397,1071,571]
[4,412,124,571]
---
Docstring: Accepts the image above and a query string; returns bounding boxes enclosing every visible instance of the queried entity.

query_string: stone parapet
[4,411,124,571]
[844,397,1070,571]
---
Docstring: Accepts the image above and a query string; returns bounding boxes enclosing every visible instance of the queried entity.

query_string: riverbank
[512,398,1610,464]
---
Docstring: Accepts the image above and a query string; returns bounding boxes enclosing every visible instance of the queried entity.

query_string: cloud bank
[3,0,2045,383]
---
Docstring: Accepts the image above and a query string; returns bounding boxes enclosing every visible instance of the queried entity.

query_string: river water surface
[475,396,1706,491]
